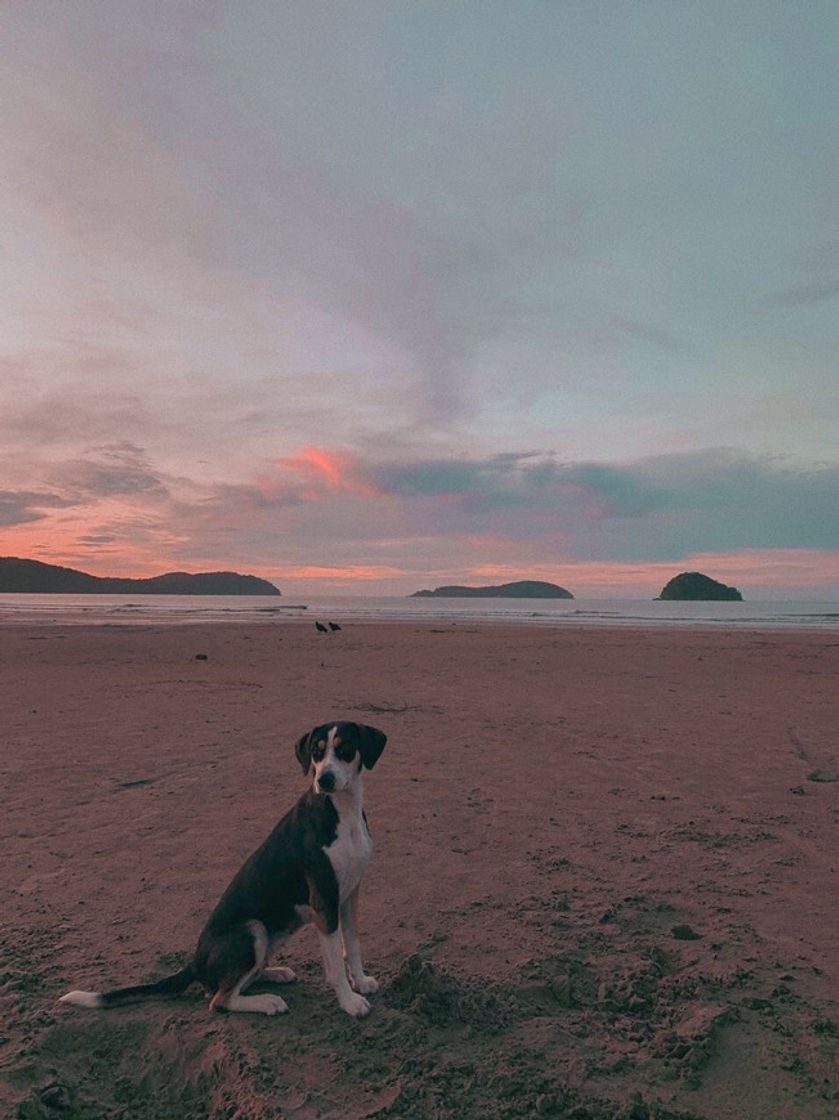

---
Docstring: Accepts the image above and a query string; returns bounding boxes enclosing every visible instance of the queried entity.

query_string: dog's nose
[318,770,336,792]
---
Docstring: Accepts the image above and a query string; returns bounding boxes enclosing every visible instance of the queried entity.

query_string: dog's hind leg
[207,921,289,1016]
[216,985,289,1015]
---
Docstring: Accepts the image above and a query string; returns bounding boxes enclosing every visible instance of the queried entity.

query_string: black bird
[315,621,328,633]
[328,621,342,631]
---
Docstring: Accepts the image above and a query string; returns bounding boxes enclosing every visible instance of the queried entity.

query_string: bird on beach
[315,621,328,633]
[328,622,342,631]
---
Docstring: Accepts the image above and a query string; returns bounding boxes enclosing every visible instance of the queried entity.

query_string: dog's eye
[336,743,356,762]
[312,744,326,762]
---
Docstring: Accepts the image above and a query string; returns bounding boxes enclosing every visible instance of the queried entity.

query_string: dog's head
[294,721,387,795]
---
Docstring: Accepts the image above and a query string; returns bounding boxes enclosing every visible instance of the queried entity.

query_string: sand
[2,620,838,1119]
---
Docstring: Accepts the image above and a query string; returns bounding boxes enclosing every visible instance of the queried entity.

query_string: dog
[60,721,387,1018]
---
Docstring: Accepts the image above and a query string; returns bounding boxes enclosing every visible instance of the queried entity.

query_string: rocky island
[411,579,573,599]
[0,557,281,596]
[657,571,743,601]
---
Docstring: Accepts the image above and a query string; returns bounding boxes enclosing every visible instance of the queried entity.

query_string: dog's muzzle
[317,770,336,793]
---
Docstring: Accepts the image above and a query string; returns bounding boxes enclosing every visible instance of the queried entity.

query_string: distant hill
[411,580,574,599]
[657,571,742,601]
[0,557,281,596]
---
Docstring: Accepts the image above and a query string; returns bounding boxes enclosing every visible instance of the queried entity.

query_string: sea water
[0,593,838,630]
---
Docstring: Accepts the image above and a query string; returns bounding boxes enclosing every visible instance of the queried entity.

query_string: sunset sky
[2,1,838,597]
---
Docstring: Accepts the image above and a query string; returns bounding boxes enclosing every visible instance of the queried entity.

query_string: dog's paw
[340,991,371,1018]
[263,966,297,984]
[254,994,289,1016]
[353,974,379,995]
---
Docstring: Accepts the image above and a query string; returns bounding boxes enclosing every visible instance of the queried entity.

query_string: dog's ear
[294,729,314,774]
[356,724,387,770]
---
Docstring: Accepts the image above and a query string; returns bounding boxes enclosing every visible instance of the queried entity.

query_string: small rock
[671,924,703,940]
[195,653,208,661]
[674,1003,730,1039]
[40,1083,72,1111]
[622,1095,651,1120]
[807,769,839,783]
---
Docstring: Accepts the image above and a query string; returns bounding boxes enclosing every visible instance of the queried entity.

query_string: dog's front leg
[317,928,371,1017]
[340,886,378,995]
[307,872,370,1017]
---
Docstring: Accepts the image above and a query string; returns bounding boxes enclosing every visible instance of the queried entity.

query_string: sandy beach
[2,621,838,1119]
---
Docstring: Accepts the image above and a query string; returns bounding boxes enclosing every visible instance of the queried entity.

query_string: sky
[2,1,838,598]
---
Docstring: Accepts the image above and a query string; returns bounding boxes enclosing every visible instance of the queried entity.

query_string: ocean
[0,593,838,630]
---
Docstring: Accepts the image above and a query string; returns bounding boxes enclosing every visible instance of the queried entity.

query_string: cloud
[762,279,839,307]
[51,443,169,501]
[3,437,838,593]
[0,351,154,447]
[144,445,839,593]
[274,448,383,500]
[364,447,839,559]
[0,489,75,528]
[610,316,692,355]
[0,442,182,573]
[168,445,839,568]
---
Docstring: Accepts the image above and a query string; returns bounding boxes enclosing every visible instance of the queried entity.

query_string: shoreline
[3,614,839,634]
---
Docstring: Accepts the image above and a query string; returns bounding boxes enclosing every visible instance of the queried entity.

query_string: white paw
[59,990,102,1009]
[255,994,289,1016]
[340,991,371,1018]
[353,974,379,995]
[263,966,297,983]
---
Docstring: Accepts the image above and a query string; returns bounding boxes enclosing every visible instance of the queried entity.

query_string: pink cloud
[273,447,384,500]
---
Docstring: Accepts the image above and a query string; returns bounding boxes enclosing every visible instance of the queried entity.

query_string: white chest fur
[326,808,372,901]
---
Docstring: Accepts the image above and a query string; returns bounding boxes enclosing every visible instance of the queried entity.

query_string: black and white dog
[60,721,387,1018]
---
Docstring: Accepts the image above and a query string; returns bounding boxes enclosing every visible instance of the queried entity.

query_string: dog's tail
[60,962,197,1009]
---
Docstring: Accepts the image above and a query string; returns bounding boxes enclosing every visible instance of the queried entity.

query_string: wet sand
[2,621,838,1118]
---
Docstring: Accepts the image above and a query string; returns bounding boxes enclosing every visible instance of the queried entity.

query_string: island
[657,571,743,601]
[411,580,574,599]
[0,557,281,596]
